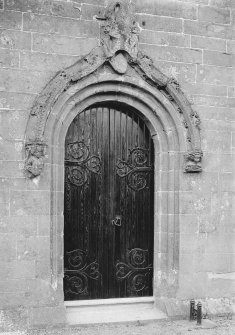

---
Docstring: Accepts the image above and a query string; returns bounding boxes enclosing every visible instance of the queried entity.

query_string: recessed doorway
[64,102,154,301]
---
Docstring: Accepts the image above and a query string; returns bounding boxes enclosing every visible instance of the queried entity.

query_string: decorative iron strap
[64,249,101,296]
[65,141,101,187]
[115,248,152,293]
[116,147,152,191]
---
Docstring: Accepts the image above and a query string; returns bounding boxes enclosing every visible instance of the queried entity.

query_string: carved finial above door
[96,0,140,73]
[24,0,203,179]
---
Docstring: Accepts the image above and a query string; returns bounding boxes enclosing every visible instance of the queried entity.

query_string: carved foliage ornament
[184,150,203,173]
[25,141,47,178]
[24,0,202,178]
[97,1,140,61]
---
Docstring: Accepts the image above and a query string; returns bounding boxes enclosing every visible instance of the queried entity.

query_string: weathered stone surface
[0,11,22,30]
[178,0,208,3]
[0,260,36,279]
[136,14,183,33]
[0,49,19,68]
[23,13,99,37]
[181,82,227,96]
[200,119,232,132]
[36,258,51,279]
[0,216,38,236]
[179,192,211,215]
[220,172,235,192]
[0,68,52,94]
[227,39,235,53]
[197,64,235,85]
[180,171,219,193]
[81,3,105,20]
[0,110,29,140]
[0,140,24,161]
[0,189,9,203]
[140,30,190,47]
[135,0,197,20]
[191,35,226,52]
[196,106,235,122]
[17,236,50,261]
[0,233,17,261]
[210,0,235,7]
[0,92,36,109]
[192,95,232,107]
[201,130,232,153]
[228,87,235,97]
[72,0,105,4]
[178,272,208,298]
[154,60,196,83]
[203,50,235,67]
[179,214,199,234]
[37,216,50,236]
[0,202,9,217]
[5,0,81,18]
[0,29,31,50]
[29,305,66,327]
[0,161,25,178]
[10,190,50,216]
[20,51,80,72]
[32,33,97,55]
[198,5,231,24]
[184,19,235,39]
[140,44,202,64]
[202,152,235,173]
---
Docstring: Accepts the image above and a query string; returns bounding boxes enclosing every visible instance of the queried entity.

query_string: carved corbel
[184,150,203,173]
[25,141,47,178]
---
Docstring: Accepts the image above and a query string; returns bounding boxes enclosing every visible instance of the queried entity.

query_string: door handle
[112,215,122,227]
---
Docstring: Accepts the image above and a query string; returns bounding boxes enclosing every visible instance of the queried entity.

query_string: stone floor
[1,317,235,335]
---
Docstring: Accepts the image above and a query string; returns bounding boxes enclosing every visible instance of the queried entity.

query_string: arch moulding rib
[24,0,202,179]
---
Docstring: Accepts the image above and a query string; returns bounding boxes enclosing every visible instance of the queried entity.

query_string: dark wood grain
[64,103,154,300]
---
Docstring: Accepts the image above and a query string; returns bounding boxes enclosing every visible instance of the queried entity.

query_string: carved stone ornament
[184,150,203,173]
[97,1,140,62]
[25,141,47,178]
[24,0,202,178]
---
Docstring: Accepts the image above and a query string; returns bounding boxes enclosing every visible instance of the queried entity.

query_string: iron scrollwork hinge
[115,248,152,293]
[64,249,101,296]
[65,141,101,187]
[116,147,152,191]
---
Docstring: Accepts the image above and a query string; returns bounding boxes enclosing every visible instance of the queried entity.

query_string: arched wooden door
[64,103,154,301]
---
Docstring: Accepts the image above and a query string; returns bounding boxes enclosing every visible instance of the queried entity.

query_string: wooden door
[64,103,154,301]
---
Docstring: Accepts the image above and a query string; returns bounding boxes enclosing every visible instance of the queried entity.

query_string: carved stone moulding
[24,0,202,178]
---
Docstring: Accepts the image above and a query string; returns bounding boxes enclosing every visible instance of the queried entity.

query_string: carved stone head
[99,0,140,59]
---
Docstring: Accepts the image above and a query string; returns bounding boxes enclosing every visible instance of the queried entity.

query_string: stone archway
[24,0,202,324]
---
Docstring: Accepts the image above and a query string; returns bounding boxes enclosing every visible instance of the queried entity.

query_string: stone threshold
[65,297,167,325]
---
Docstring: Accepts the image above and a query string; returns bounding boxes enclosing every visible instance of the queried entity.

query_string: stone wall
[0,0,234,329]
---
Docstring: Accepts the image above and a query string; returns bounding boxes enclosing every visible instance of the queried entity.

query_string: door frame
[46,72,183,300]
[24,55,202,323]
